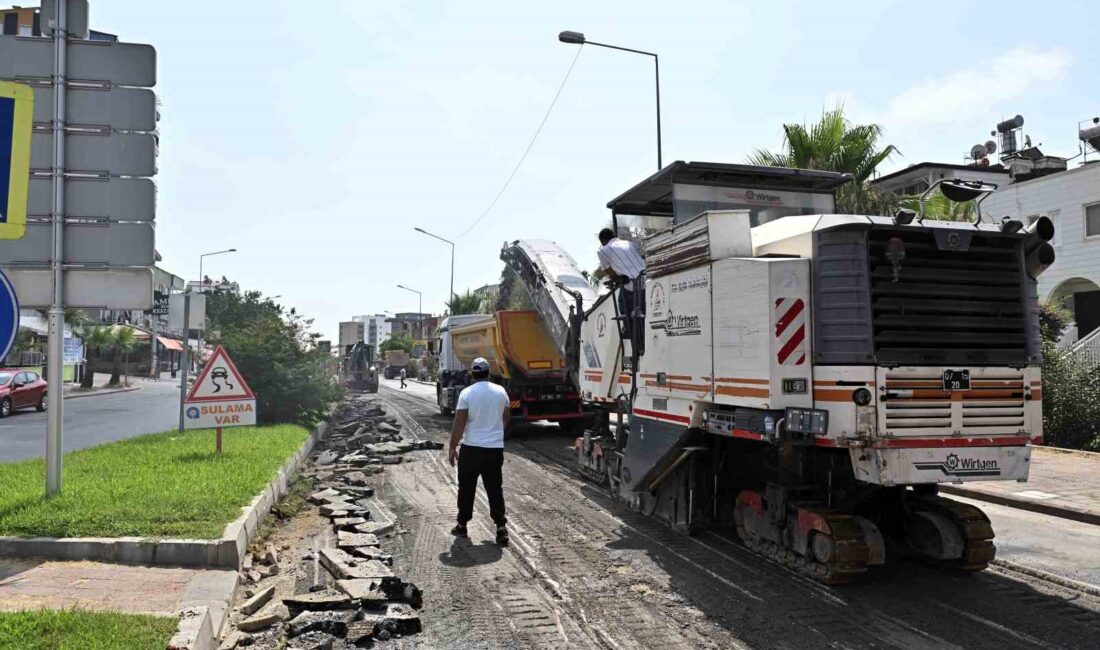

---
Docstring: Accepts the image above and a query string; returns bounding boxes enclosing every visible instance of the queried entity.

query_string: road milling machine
[509,161,1054,584]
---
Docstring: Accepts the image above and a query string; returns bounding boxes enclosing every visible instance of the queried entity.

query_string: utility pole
[45,0,68,498]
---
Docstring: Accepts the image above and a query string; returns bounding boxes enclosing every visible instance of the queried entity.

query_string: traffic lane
[0,381,181,462]
[387,381,1100,587]
[952,494,1100,587]
[379,377,436,401]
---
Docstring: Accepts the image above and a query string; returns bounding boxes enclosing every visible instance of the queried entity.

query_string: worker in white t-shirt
[597,227,645,336]
[447,357,511,546]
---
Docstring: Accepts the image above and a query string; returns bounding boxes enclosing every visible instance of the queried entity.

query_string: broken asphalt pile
[222,396,443,649]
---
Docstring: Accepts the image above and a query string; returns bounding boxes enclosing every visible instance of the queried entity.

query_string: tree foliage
[446,290,483,316]
[77,325,113,389]
[206,290,339,426]
[1038,300,1100,450]
[898,188,976,222]
[747,105,899,214]
[107,327,139,387]
[379,333,414,354]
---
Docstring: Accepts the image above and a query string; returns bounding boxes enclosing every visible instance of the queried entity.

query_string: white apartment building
[351,314,391,355]
[983,160,1100,338]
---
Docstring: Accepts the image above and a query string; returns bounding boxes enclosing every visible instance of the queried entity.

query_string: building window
[1087,204,1100,239]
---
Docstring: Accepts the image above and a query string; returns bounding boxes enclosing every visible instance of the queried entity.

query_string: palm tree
[899,188,976,222]
[78,325,113,389]
[747,105,899,214]
[107,327,138,387]
[446,290,483,316]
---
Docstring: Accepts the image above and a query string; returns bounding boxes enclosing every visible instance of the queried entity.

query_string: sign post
[1,1,158,496]
[183,345,256,452]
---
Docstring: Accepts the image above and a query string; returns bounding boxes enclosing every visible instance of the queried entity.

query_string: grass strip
[0,424,310,539]
[0,609,178,649]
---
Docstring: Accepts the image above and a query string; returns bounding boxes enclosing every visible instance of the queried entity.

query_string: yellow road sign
[0,81,33,241]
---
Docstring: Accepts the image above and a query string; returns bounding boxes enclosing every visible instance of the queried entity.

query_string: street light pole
[195,248,236,359]
[413,227,455,376]
[558,30,662,169]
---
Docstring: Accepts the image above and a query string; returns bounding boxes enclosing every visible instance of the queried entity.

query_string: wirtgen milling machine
[571,162,1055,584]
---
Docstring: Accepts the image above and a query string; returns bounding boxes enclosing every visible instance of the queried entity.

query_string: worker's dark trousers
[456,444,507,527]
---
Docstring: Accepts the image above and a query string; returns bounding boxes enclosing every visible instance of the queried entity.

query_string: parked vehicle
[0,370,47,417]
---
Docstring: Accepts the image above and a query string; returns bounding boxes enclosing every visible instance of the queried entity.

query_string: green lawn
[0,424,311,539]
[0,610,178,649]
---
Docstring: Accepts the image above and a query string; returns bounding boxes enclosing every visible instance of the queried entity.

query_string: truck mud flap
[621,416,703,492]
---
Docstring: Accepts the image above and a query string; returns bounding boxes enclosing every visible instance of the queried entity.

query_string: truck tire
[440,405,452,416]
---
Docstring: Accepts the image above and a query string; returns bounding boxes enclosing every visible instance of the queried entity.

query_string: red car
[0,370,47,417]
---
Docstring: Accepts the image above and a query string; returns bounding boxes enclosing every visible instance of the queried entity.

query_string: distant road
[0,381,181,462]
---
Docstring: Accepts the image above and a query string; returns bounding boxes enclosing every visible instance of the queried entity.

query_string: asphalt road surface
[0,380,181,462]
[377,377,1100,649]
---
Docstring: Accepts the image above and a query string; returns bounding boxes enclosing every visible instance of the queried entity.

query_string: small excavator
[343,341,379,393]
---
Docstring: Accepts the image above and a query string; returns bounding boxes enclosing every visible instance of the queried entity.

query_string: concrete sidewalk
[0,558,237,647]
[942,446,1100,526]
[61,371,180,399]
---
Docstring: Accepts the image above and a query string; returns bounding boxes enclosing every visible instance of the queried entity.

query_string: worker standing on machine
[448,357,511,547]
[597,228,645,336]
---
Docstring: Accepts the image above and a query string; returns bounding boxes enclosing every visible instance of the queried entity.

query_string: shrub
[1038,300,1100,450]
[206,291,341,425]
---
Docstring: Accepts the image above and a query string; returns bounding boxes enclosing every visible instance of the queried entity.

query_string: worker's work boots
[496,525,509,547]
[450,524,468,538]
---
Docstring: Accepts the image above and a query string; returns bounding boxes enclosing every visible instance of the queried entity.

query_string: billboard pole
[45,0,67,498]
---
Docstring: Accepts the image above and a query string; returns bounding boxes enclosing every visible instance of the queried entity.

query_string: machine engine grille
[881,371,1027,434]
[867,228,1028,365]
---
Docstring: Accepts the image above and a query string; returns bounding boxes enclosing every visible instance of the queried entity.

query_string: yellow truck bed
[451,311,565,380]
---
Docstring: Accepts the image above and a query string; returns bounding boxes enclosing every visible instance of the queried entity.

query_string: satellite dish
[970,144,987,160]
[985,140,997,155]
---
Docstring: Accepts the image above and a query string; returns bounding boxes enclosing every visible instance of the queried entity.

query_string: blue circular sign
[186,406,200,419]
[0,268,19,363]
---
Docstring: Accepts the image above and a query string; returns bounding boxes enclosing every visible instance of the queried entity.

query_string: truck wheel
[440,405,452,416]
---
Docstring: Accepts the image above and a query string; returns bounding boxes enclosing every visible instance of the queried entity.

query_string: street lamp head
[559,30,585,44]
[228,248,237,252]
[414,227,426,234]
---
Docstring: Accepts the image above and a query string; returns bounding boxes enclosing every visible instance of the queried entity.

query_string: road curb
[166,569,240,650]
[0,420,329,568]
[62,385,141,399]
[939,484,1100,527]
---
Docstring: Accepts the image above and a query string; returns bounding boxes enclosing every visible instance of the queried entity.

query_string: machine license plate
[942,369,971,391]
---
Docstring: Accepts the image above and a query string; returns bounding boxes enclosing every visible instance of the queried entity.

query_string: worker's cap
[471,357,490,372]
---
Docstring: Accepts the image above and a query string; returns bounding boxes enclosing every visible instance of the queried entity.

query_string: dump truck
[434,313,493,415]
[342,341,378,393]
[383,350,410,380]
[443,310,587,433]
[506,161,1054,584]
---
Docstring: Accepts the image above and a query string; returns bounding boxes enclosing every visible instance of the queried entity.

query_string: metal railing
[1066,326,1100,369]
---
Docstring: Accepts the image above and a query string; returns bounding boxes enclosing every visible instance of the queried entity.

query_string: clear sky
[93,0,1099,341]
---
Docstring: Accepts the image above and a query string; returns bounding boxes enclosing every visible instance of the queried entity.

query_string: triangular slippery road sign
[186,345,255,402]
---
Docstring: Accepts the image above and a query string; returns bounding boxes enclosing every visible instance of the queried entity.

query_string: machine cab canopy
[606,161,851,231]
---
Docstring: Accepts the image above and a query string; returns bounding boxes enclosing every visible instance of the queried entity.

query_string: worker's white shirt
[457,380,510,448]
[597,238,645,289]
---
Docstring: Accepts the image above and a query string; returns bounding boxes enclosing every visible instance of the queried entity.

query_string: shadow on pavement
[439,537,503,568]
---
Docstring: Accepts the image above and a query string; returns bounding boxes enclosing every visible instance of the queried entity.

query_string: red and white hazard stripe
[774,297,806,366]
